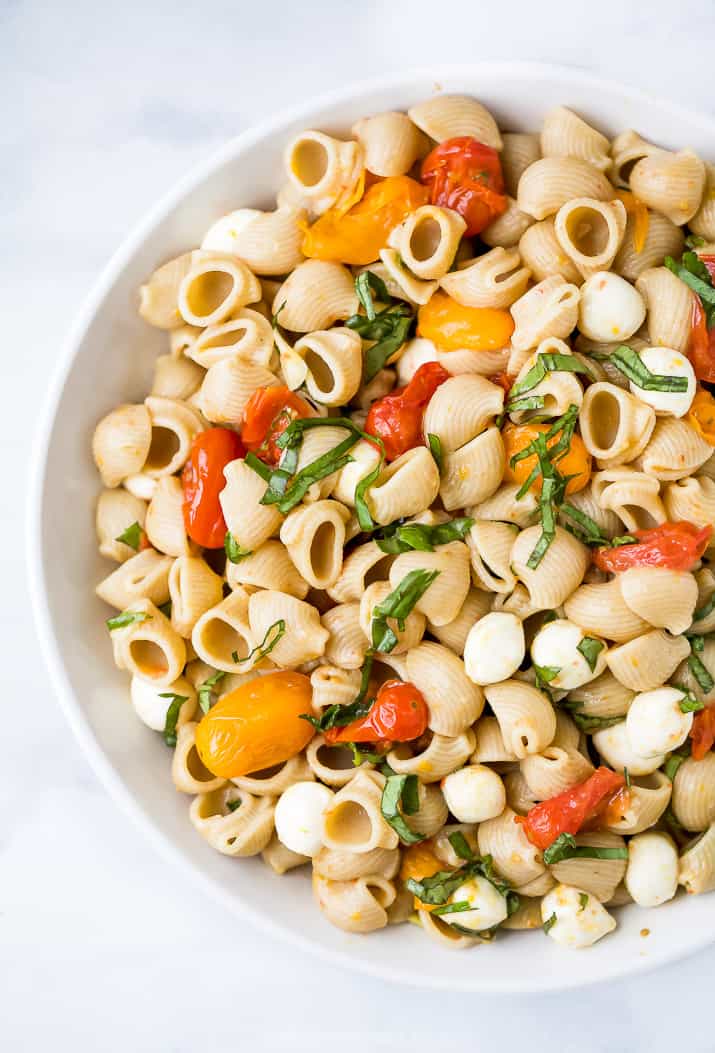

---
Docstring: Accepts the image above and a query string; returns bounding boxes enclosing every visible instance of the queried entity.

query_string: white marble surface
[5,0,715,1048]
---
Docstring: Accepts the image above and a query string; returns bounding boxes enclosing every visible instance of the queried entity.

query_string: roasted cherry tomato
[516,767,625,851]
[400,840,445,911]
[421,136,507,237]
[689,296,715,383]
[417,291,514,352]
[195,671,314,778]
[241,385,314,466]
[691,706,715,760]
[593,520,712,573]
[181,427,244,548]
[615,190,650,254]
[324,679,429,746]
[687,388,715,445]
[699,254,715,281]
[301,175,429,265]
[502,422,591,496]
[365,361,450,461]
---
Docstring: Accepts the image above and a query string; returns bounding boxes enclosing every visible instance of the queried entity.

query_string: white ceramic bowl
[29,63,715,992]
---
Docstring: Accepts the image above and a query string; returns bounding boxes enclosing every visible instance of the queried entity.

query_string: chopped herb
[354,458,383,532]
[577,637,605,673]
[610,344,688,392]
[505,394,547,414]
[198,671,226,714]
[224,531,252,563]
[447,830,476,862]
[543,913,558,933]
[159,692,188,747]
[686,234,706,249]
[624,767,631,789]
[665,252,715,327]
[507,352,594,407]
[427,433,443,472]
[271,302,285,329]
[380,773,424,844]
[115,521,143,550]
[301,654,375,731]
[347,302,415,383]
[158,601,172,618]
[534,663,560,686]
[678,688,705,714]
[375,517,474,554]
[370,569,440,653]
[560,504,609,544]
[244,451,272,482]
[578,893,589,912]
[106,610,151,632]
[569,710,623,734]
[348,742,383,766]
[687,636,714,693]
[693,592,715,624]
[664,746,689,781]
[431,900,472,916]
[238,619,286,664]
[542,832,628,865]
[406,854,519,917]
[226,799,242,813]
[355,270,390,320]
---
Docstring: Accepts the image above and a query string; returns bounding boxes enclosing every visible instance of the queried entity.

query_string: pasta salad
[92,95,715,950]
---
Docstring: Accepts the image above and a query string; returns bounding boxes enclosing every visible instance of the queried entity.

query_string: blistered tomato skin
[516,767,625,850]
[182,427,245,548]
[421,137,507,237]
[365,362,450,461]
[195,671,314,778]
[593,520,712,573]
[241,385,314,466]
[324,679,429,745]
[502,422,591,496]
[417,291,514,352]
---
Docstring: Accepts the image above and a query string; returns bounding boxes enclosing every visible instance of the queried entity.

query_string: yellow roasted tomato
[195,671,314,778]
[399,840,446,912]
[417,290,515,351]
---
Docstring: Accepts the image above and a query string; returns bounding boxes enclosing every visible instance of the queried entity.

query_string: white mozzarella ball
[443,876,509,933]
[578,271,646,343]
[530,618,607,690]
[592,720,665,775]
[441,764,506,823]
[395,338,438,385]
[464,612,525,686]
[625,686,693,758]
[275,781,334,857]
[628,346,696,417]
[131,675,182,731]
[201,208,260,254]
[541,884,616,948]
[625,831,679,907]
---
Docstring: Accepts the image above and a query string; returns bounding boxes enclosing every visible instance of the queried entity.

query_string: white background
[4,1,715,1049]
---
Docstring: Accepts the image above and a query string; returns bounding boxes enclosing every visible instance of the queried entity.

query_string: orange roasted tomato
[400,841,446,912]
[195,671,314,778]
[615,190,650,253]
[691,706,715,760]
[421,137,507,237]
[301,175,429,265]
[687,388,715,445]
[417,291,514,352]
[502,422,591,495]
[593,521,712,573]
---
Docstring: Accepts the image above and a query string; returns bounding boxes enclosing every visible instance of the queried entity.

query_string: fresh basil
[665,252,715,327]
[507,352,594,406]
[244,451,272,482]
[159,692,188,747]
[348,742,383,766]
[678,688,705,714]
[158,601,172,618]
[375,517,474,554]
[371,569,440,653]
[224,531,252,564]
[431,900,472,916]
[238,619,286,665]
[301,653,375,732]
[380,773,424,844]
[347,302,415,383]
[664,747,689,781]
[355,270,390,320]
[447,830,476,862]
[568,709,623,734]
[543,913,557,933]
[271,302,285,329]
[687,635,714,694]
[534,664,560,685]
[115,521,143,551]
[427,433,443,472]
[542,832,628,865]
[686,234,706,249]
[505,394,546,414]
[610,344,689,392]
[624,767,631,789]
[405,854,517,913]
[355,458,383,532]
[198,670,226,714]
[577,637,605,673]
[226,799,242,813]
[106,610,151,632]
[560,504,611,546]
[578,892,589,912]
[694,592,715,624]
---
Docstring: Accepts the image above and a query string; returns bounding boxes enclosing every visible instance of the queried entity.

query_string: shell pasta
[93,93,715,952]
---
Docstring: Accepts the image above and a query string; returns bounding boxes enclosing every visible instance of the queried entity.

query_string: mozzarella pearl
[625,831,679,907]
[628,346,696,417]
[592,720,665,775]
[464,612,525,686]
[441,764,506,823]
[443,876,508,932]
[541,884,616,948]
[131,675,182,731]
[275,781,334,857]
[578,271,646,343]
[201,208,261,254]
[530,618,607,690]
[626,686,694,758]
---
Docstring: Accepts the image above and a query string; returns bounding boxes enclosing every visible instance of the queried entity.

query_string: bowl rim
[28,61,715,993]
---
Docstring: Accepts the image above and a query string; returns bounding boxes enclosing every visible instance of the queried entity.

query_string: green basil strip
[610,344,688,392]
[447,831,476,861]
[158,601,172,618]
[348,743,383,766]
[577,637,605,673]
[569,710,622,733]
[543,913,557,933]
[198,671,226,714]
[542,832,629,865]
[355,458,383,532]
[506,395,546,413]
[355,270,390,320]
[431,901,472,916]
[406,855,518,916]
[301,653,375,731]
[508,353,594,401]
[678,687,705,713]
[427,433,443,472]
[371,569,440,653]
[226,799,242,812]
[380,774,424,844]
[363,312,415,384]
[578,893,589,912]
[534,664,560,684]
[687,636,715,693]
[560,503,608,544]
[686,235,706,250]
[665,252,715,324]
[160,693,188,747]
[375,517,473,555]
[238,619,286,665]
[115,521,143,550]
[106,610,151,632]
[664,748,689,781]
[244,451,272,482]
[224,531,252,564]
[693,592,715,624]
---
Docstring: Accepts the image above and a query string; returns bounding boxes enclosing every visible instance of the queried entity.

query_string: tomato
[689,296,715,383]
[365,361,450,461]
[181,427,244,548]
[488,371,514,395]
[690,706,715,760]
[502,422,591,495]
[516,767,625,851]
[301,176,429,265]
[241,385,314,466]
[421,137,507,237]
[195,671,314,778]
[417,291,514,352]
[324,679,429,746]
[593,521,712,573]
[687,388,715,446]
[615,190,650,253]
[400,841,445,911]
[699,254,715,281]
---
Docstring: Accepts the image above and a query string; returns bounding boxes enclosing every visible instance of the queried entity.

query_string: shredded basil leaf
[578,893,589,912]
[158,601,172,618]
[534,664,560,685]
[687,636,715,694]
[406,853,519,917]
[115,521,143,551]
[569,710,623,733]
[542,832,628,865]
[159,692,188,747]
[106,610,151,632]
[224,531,252,563]
[271,302,285,329]
[577,637,605,673]
[624,767,631,789]
[560,503,611,545]
[610,344,688,392]
[375,517,473,554]
[198,671,226,714]
[507,352,594,405]
[543,913,557,933]
[226,799,242,812]
[371,569,440,653]
[665,252,715,327]
[244,451,272,482]
[427,433,443,472]
[431,900,473,916]
[380,773,424,844]
[693,591,715,624]
[686,234,706,249]
[348,742,383,766]
[664,747,689,781]
[354,458,383,532]
[238,619,285,665]
[347,302,415,383]
[301,654,375,731]
[355,270,390,320]
[447,831,476,861]
[678,688,705,713]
